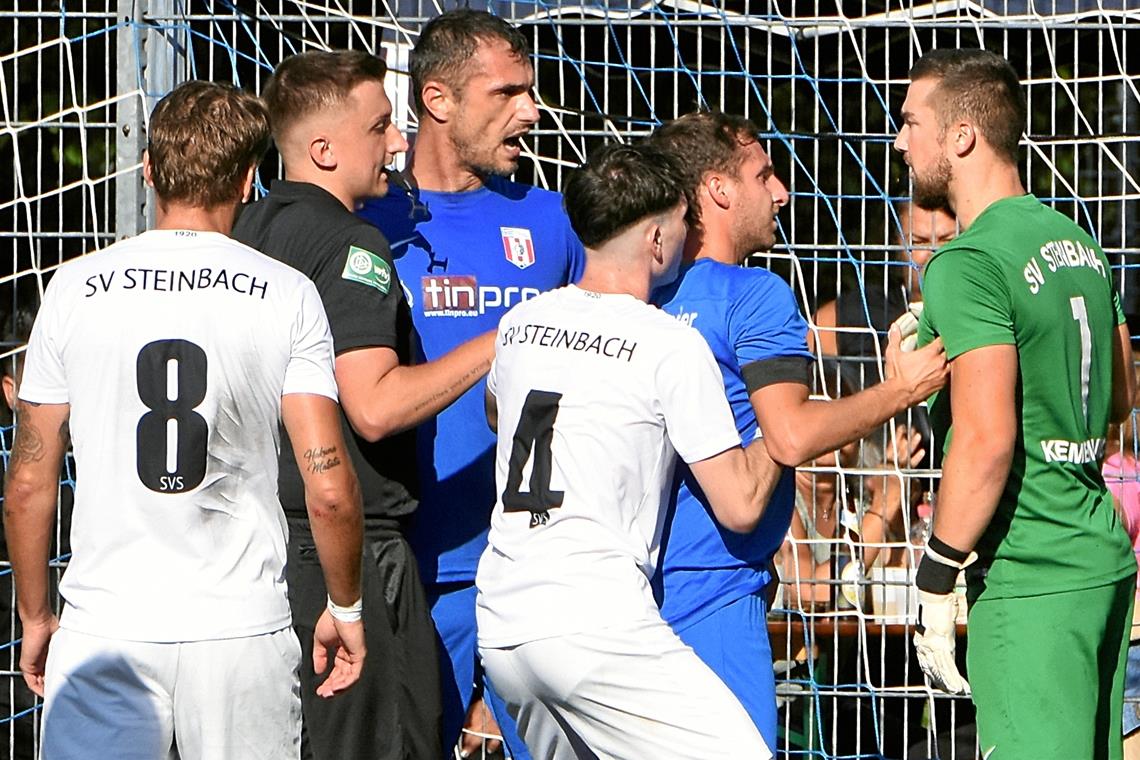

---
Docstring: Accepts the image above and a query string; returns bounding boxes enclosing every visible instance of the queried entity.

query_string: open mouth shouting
[503,132,527,157]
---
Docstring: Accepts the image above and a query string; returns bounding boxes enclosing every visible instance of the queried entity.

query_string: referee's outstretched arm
[335,329,495,442]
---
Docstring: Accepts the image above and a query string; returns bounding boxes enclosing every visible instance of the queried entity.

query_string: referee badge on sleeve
[342,245,392,294]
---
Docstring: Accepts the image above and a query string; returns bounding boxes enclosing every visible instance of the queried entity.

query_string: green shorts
[966,575,1135,760]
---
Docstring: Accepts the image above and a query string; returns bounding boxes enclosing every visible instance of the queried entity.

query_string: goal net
[3,1,1138,757]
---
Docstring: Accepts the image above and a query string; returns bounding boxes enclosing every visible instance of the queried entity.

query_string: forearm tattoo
[9,401,47,470]
[304,445,342,474]
[414,360,491,416]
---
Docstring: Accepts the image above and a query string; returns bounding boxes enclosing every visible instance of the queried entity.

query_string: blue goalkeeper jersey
[359,176,585,584]
[653,259,813,630]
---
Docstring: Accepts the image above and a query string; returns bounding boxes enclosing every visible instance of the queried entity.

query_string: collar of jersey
[568,283,644,304]
[268,179,345,209]
[925,193,1036,266]
[401,175,513,208]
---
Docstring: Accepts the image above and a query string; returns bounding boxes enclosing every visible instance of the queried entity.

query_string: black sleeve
[741,356,811,394]
[313,223,405,356]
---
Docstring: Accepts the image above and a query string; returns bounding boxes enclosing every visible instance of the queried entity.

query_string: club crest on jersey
[501,226,536,270]
[342,245,392,294]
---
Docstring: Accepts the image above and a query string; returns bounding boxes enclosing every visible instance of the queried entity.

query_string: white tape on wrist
[923,542,978,571]
[327,596,363,623]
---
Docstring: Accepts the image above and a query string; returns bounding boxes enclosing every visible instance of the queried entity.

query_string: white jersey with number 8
[19,229,337,643]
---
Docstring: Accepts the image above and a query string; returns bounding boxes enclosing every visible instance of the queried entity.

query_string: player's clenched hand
[913,590,969,695]
[312,609,366,698]
[885,325,948,404]
[19,614,59,697]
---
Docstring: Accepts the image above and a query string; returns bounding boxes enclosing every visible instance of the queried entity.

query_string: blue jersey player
[649,112,949,751]
[358,10,584,759]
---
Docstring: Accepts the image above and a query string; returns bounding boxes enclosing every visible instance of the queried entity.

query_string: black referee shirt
[233,180,418,520]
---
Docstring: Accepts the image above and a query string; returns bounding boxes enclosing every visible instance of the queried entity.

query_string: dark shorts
[287,517,442,760]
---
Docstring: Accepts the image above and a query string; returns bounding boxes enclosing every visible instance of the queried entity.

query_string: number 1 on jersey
[1070,296,1092,427]
[503,389,565,528]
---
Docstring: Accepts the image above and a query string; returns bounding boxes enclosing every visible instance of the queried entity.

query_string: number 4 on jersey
[503,390,565,528]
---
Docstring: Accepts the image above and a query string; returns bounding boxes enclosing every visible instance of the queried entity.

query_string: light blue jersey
[360,176,585,585]
[360,176,584,759]
[653,258,812,748]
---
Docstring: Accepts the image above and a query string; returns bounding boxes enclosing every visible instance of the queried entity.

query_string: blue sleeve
[566,222,586,284]
[728,270,813,391]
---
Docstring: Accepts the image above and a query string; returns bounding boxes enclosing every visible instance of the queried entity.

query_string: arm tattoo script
[412,360,491,417]
[304,445,342,475]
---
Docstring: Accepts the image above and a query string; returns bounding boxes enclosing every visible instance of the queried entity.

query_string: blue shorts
[672,591,777,752]
[1124,641,1140,736]
[427,582,531,760]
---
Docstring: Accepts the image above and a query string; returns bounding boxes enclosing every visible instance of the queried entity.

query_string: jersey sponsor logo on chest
[421,275,540,317]
[501,226,536,270]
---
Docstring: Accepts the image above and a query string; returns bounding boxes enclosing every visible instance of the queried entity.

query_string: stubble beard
[912,154,953,214]
[738,217,777,260]
[749,233,777,260]
[450,129,517,179]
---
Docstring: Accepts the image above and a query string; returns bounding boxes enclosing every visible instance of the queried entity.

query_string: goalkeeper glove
[913,536,975,695]
[891,302,925,352]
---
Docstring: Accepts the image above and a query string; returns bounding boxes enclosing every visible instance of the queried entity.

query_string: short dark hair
[264,50,388,144]
[410,9,530,115]
[909,48,1025,165]
[648,111,761,227]
[563,143,687,249]
[147,81,270,208]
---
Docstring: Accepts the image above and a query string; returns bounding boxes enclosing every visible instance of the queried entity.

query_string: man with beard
[648,111,949,752]
[359,10,584,758]
[234,51,494,760]
[900,49,1136,759]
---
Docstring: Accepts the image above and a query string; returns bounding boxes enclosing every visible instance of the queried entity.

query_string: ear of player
[913,538,976,695]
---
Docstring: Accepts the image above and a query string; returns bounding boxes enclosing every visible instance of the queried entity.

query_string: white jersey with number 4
[18,229,338,643]
[475,285,741,649]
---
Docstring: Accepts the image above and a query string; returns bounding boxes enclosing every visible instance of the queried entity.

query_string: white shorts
[480,618,770,759]
[41,626,302,760]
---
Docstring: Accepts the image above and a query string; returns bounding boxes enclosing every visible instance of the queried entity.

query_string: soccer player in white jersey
[475,143,784,759]
[2,81,366,760]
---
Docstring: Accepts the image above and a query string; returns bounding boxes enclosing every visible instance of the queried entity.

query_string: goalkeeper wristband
[915,535,976,595]
[326,596,363,623]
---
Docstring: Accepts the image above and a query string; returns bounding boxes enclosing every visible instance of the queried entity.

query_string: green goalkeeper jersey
[917,193,1135,600]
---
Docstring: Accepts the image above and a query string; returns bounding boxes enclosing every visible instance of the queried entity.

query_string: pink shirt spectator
[1104,451,1140,592]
